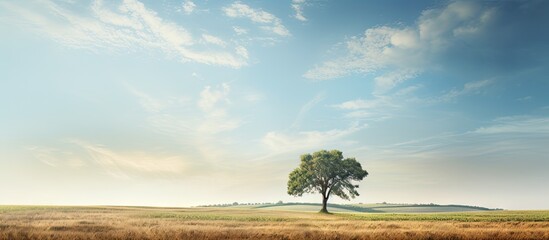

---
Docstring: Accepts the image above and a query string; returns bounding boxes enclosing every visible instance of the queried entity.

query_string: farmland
[217,202,496,213]
[1,205,549,240]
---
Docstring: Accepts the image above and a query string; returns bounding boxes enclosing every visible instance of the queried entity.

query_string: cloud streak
[290,93,325,129]
[1,0,247,67]
[28,140,188,179]
[303,1,499,93]
[126,83,245,173]
[223,1,290,36]
[28,146,85,168]
[291,0,307,21]
[181,0,196,15]
[347,114,549,208]
[263,123,366,153]
[474,116,549,135]
[73,140,187,179]
[197,83,242,134]
[431,78,494,103]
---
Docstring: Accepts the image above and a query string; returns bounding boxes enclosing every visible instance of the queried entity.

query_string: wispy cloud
[516,96,533,102]
[473,115,549,134]
[235,45,249,59]
[223,1,290,37]
[263,123,366,153]
[201,33,227,47]
[232,26,248,35]
[127,86,171,113]
[197,83,242,134]
[1,0,247,67]
[347,115,549,208]
[28,146,85,168]
[304,1,497,92]
[332,78,493,123]
[181,0,196,15]
[431,78,494,103]
[72,140,187,179]
[128,83,241,137]
[28,139,188,179]
[126,83,244,171]
[290,93,325,129]
[357,115,549,158]
[374,69,420,94]
[334,97,395,110]
[198,83,231,111]
[332,94,401,122]
[291,0,307,21]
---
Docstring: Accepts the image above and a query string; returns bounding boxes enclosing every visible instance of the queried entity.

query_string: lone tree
[287,150,368,213]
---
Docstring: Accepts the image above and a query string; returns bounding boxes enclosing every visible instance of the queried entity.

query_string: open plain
[1,205,549,240]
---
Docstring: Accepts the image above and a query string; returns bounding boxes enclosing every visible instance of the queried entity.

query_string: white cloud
[473,116,549,134]
[304,26,406,81]
[335,99,377,110]
[291,0,307,21]
[198,83,231,112]
[92,0,143,30]
[333,96,396,111]
[235,45,249,59]
[434,78,494,103]
[129,82,241,138]
[28,145,88,168]
[291,93,325,129]
[304,1,496,92]
[244,93,263,102]
[28,139,190,179]
[374,69,420,93]
[464,78,493,91]
[197,84,242,134]
[395,85,422,96]
[263,124,366,152]
[418,1,491,48]
[201,33,227,47]
[346,115,549,209]
[332,95,399,121]
[332,77,493,125]
[181,0,196,15]
[72,140,187,179]
[126,84,246,173]
[223,2,290,36]
[517,96,532,102]
[360,116,549,167]
[303,59,351,80]
[223,2,274,23]
[232,26,248,35]
[127,86,169,113]
[1,0,247,67]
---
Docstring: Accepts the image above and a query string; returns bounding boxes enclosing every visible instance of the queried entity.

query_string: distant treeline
[373,202,503,210]
[197,201,502,210]
[197,201,285,207]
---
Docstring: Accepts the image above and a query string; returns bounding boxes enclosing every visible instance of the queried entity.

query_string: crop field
[1,205,549,240]
[222,202,496,213]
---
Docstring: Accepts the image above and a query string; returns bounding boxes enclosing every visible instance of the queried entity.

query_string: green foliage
[340,211,549,222]
[3,205,549,223]
[287,150,368,212]
[143,212,294,222]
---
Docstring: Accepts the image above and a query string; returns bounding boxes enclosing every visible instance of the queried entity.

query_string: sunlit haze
[1,0,548,210]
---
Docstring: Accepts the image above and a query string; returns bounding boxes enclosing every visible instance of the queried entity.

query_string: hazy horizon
[1,0,548,210]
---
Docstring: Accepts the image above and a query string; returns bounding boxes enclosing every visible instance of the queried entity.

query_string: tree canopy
[287,149,368,213]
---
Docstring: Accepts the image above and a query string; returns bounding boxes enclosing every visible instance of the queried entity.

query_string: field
[1,205,549,240]
[221,202,495,213]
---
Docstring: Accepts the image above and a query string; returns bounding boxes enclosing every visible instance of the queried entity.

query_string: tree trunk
[320,196,329,213]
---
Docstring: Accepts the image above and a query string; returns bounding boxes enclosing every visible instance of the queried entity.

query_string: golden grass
[1,206,549,240]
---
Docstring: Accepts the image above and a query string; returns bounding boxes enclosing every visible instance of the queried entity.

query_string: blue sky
[1,0,548,209]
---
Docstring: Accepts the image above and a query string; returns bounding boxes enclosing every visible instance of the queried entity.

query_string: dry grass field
[1,206,549,240]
